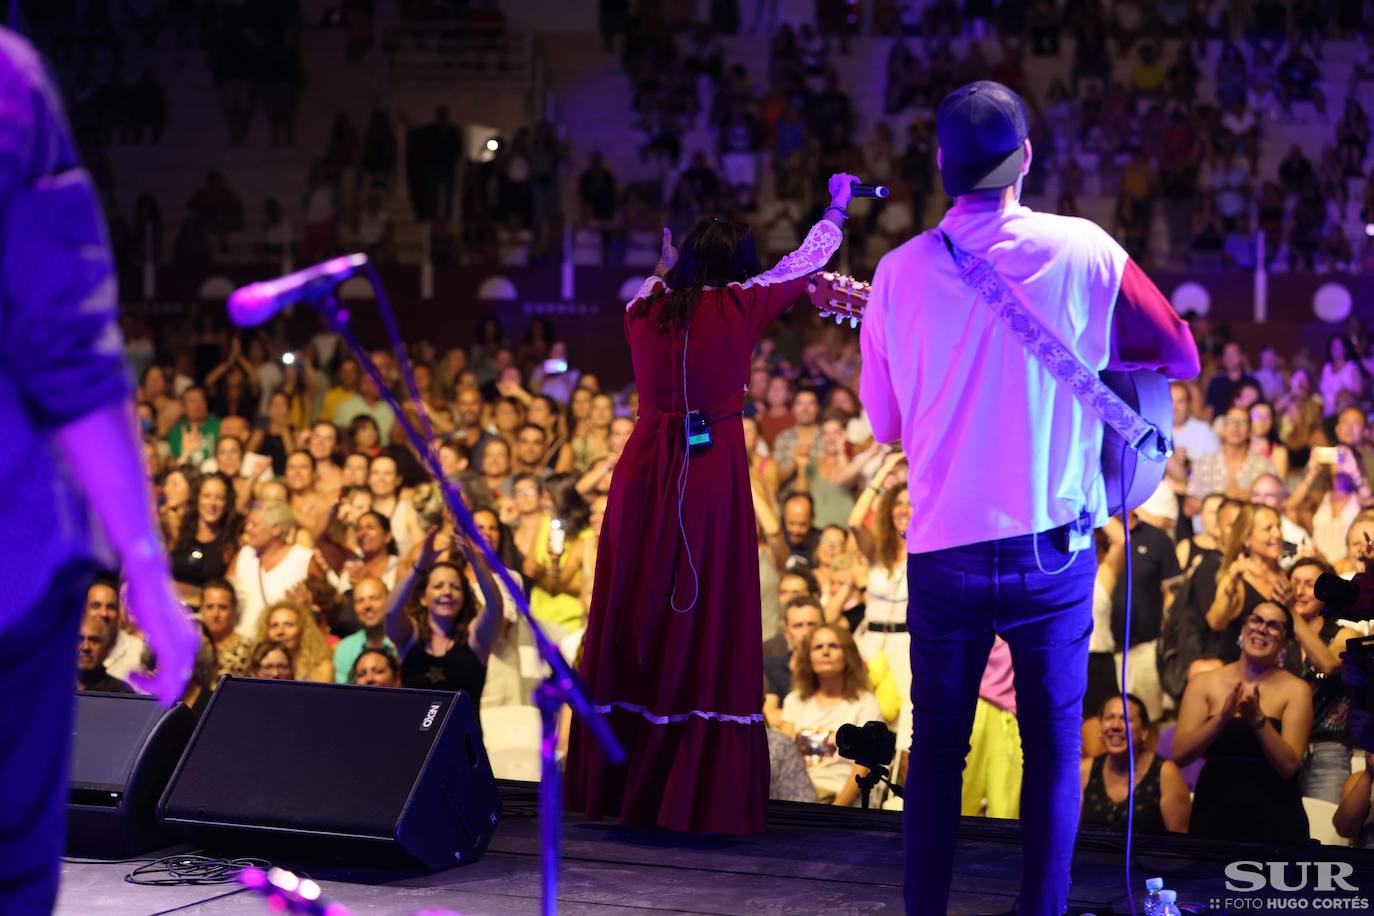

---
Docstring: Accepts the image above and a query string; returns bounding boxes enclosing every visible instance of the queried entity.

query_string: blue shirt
[0,28,130,626]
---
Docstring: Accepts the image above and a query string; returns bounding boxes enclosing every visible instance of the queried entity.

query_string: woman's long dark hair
[173,471,243,563]
[544,471,591,536]
[631,217,762,332]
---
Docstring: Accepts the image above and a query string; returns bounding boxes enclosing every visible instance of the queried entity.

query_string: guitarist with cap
[859,81,1200,915]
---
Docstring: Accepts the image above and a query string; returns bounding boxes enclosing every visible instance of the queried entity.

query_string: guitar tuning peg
[834,313,844,325]
[849,315,859,329]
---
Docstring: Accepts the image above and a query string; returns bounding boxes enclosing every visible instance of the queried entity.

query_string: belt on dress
[867,621,908,634]
[637,391,745,425]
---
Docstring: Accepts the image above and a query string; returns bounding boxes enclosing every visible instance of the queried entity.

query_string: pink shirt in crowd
[979,637,1017,716]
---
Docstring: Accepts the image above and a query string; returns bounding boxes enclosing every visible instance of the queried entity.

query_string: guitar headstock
[807,271,869,329]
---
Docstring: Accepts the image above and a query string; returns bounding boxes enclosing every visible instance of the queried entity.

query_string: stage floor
[57,785,1374,915]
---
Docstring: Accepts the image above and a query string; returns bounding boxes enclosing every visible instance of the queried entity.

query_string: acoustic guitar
[806,271,1172,515]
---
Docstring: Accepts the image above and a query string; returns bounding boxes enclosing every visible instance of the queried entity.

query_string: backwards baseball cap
[936,81,1030,198]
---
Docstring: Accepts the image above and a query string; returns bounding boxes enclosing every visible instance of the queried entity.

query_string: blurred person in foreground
[859,80,1198,914]
[0,27,196,913]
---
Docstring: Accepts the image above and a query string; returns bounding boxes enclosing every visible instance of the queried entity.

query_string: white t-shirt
[1320,362,1364,416]
[860,200,1126,553]
[105,629,148,684]
[864,562,908,625]
[1173,416,1220,459]
[231,544,315,638]
[1090,578,1115,654]
[782,690,882,802]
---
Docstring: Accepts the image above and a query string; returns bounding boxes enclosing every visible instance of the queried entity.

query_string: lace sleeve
[738,220,843,289]
[625,275,667,311]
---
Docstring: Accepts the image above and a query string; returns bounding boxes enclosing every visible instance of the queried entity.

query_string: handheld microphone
[227,253,369,327]
[850,183,890,199]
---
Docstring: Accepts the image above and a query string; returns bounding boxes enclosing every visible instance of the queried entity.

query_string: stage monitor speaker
[67,692,197,857]
[157,678,500,871]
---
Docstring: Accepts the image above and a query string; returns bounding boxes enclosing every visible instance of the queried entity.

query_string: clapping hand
[1355,531,1374,574]
[1237,683,1264,727]
[1220,680,1246,720]
[416,525,441,572]
[1271,576,1294,608]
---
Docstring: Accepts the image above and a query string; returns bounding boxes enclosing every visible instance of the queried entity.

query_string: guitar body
[1099,369,1173,517]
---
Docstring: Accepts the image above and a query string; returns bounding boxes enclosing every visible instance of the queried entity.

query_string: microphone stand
[253,261,623,916]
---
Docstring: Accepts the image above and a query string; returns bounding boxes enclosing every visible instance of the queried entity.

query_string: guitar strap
[935,229,1170,462]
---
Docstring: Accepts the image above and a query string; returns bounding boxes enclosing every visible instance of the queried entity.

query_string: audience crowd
[32,0,1374,281]
[68,284,1374,848]
[42,0,1374,851]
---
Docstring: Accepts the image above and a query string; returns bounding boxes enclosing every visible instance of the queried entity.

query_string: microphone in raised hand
[850,181,890,199]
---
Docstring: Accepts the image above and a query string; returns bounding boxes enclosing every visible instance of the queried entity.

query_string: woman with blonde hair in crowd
[811,524,866,630]
[849,449,911,701]
[1287,556,1362,802]
[1207,503,1291,663]
[256,600,334,682]
[780,624,882,806]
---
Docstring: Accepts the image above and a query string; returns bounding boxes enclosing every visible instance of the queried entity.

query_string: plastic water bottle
[1142,877,1165,916]
[1158,889,1182,915]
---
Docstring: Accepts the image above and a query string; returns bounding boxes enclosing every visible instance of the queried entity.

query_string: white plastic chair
[479,704,542,781]
[1303,796,1348,846]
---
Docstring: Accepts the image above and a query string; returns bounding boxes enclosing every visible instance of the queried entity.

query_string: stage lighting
[486,138,500,152]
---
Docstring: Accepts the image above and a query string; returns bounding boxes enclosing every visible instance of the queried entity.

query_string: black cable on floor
[125,854,274,887]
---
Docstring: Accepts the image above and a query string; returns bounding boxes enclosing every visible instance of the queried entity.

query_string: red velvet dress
[565,221,842,835]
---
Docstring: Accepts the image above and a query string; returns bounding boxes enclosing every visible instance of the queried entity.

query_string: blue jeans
[0,562,91,913]
[1301,740,1352,806]
[904,528,1094,916]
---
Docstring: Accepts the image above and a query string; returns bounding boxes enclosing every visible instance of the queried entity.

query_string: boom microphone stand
[227,257,623,916]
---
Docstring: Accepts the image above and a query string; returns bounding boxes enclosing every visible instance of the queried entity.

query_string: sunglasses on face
[1244,614,1286,637]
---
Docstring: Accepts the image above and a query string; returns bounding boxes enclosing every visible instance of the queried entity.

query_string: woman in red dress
[566,173,857,834]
